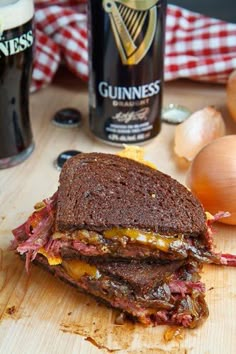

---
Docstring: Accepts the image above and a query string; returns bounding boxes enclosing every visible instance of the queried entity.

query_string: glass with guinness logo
[88,0,167,145]
[0,0,34,168]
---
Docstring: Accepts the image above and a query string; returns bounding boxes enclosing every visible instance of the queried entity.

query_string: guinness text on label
[0,30,33,58]
[98,81,160,100]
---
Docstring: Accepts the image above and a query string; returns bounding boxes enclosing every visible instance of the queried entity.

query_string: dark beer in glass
[0,0,34,168]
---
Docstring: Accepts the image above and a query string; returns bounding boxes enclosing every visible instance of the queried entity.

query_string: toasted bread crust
[56,153,206,235]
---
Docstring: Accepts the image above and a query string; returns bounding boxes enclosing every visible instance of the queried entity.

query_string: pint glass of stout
[0,0,34,169]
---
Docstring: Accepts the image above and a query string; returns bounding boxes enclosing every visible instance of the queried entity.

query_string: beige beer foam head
[0,0,34,31]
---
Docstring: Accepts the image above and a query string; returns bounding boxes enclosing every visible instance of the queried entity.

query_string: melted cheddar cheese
[205,211,214,221]
[117,146,157,169]
[62,260,98,280]
[38,248,62,265]
[38,248,99,280]
[104,228,183,252]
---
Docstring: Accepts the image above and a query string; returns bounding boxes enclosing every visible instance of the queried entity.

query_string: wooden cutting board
[0,69,236,354]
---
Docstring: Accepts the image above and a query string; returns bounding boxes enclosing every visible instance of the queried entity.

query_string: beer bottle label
[103,0,159,66]
[89,0,166,145]
[0,21,34,58]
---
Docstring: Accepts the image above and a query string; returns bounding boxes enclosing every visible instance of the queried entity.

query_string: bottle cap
[52,108,82,128]
[162,104,191,124]
[54,150,82,171]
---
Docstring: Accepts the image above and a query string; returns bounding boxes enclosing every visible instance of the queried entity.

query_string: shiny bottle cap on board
[162,104,192,124]
[52,108,82,128]
[54,150,82,171]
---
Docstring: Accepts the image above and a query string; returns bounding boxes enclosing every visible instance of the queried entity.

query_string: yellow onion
[186,135,236,225]
[227,70,236,121]
[174,106,226,161]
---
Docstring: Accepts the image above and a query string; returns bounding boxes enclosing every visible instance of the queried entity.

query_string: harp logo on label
[0,30,34,58]
[103,0,159,65]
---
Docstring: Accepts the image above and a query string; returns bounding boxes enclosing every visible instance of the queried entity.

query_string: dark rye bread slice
[56,152,207,236]
[95,259,185,296]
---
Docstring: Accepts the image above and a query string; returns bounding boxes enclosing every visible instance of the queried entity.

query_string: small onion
[186,135,236,225]
[174,106,226,161]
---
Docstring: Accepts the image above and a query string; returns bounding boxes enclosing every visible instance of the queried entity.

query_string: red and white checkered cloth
[32,0,236,92]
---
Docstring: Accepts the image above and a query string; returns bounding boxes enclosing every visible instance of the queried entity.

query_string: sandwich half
[12,152,235,328]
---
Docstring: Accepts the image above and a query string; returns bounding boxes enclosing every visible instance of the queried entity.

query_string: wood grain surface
[0,69,236,354]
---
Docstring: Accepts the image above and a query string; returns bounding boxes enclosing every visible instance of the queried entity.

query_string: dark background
[169,0,236,23]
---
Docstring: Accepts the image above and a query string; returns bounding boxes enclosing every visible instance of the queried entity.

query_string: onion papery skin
[174,106,225,161]
[186,135,236,225]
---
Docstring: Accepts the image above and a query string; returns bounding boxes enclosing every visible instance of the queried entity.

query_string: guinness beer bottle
[88,0,167,144]
[0,0,34,168]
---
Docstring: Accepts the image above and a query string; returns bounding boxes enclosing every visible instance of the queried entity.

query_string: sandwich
[12,152,236,328]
